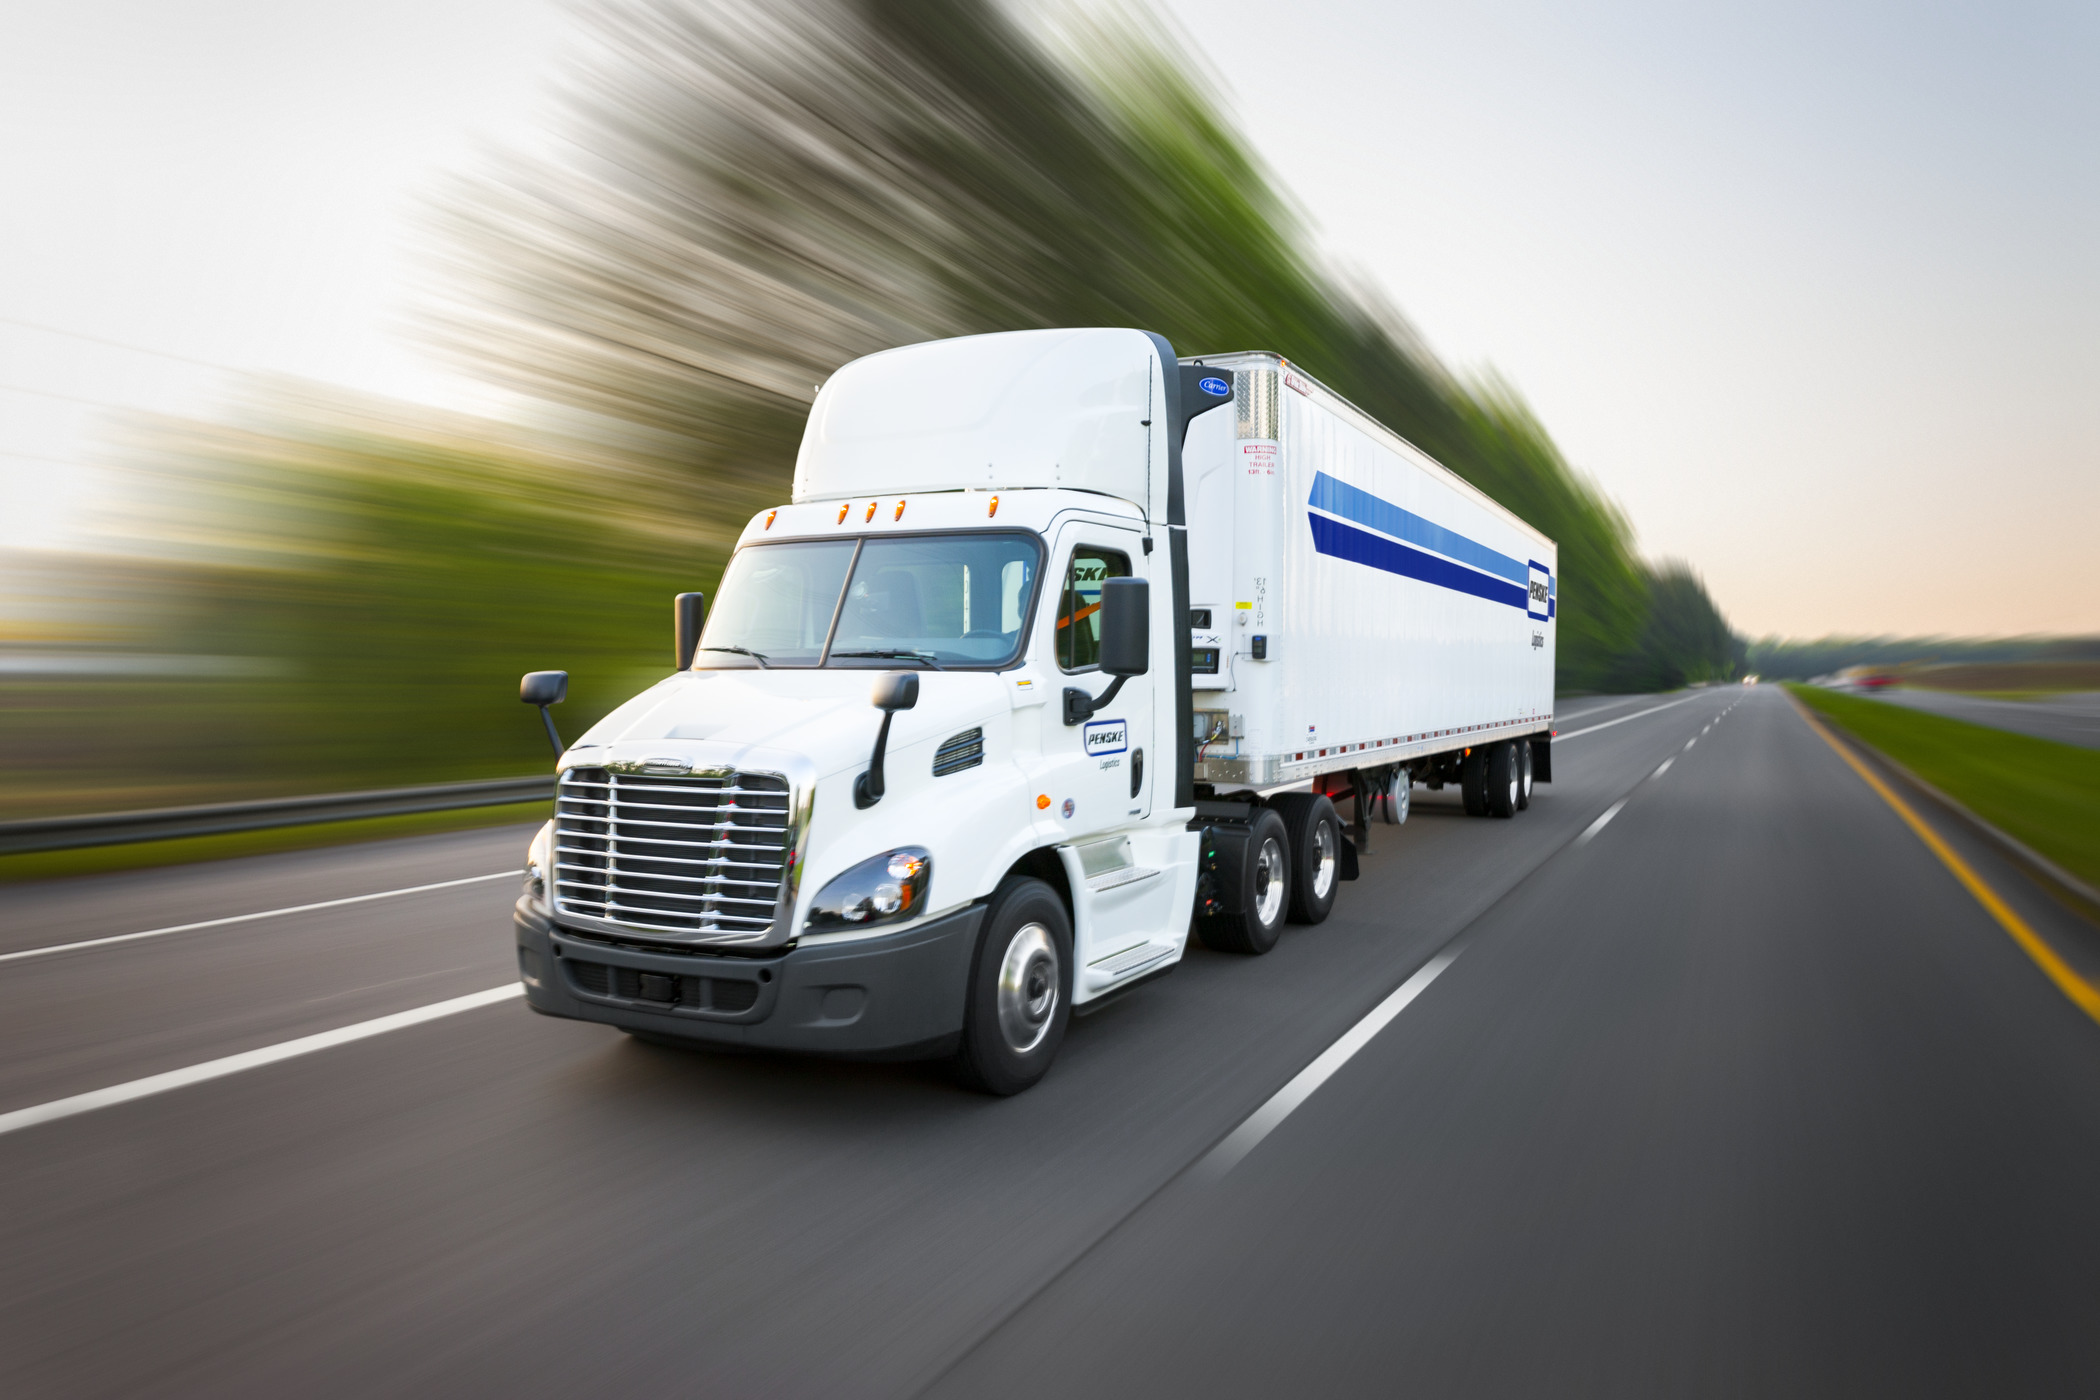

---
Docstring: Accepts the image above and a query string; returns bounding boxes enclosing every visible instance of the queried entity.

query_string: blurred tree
[422,0,1685,691]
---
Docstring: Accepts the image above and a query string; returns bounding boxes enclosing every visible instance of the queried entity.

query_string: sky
[4,0,2095,638]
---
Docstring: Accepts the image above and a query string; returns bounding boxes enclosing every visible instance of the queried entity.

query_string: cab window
[1056,546,1131,672]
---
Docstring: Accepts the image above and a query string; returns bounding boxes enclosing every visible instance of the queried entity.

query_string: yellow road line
[1791,697,2100,1025]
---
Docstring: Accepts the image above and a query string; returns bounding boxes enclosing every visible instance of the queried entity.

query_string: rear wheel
[1197,807,1291,954]
[1461,749,1490,816]
[1270,792,1342,925]
[1487,742,1520,818]
[1381,768,1410,825]
[1517,742,1534,810]
[955,876,1071,1095]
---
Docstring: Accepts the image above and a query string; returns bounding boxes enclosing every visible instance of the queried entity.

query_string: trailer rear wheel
[1381,769,1410,824]
[1461,750,1490,816]
[1270,792,1341,925]
[955,876,1071,1095]
[1487,742,1520,818]
[1517,742,1534,810]
[1197,808,1291,955]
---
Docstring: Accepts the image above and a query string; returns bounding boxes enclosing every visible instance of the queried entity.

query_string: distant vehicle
[1742,674,1759,685]
[511,329,1557,1093]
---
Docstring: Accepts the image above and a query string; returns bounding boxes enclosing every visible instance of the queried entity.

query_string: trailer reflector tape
[0,985,523,1137]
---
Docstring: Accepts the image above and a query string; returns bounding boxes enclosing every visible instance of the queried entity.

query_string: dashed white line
[0,871,522,966]
[1198,943,1467,1180]
[0,984,523,1138]
[1653,758,1674,778]
[1555,692,1707,741]
[1575,799,1628,846]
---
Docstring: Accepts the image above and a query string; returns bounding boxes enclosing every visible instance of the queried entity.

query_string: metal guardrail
[0,777,555,855]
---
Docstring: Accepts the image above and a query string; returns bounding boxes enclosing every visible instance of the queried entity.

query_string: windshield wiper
[700,645,771,669]
[830,649,945,670]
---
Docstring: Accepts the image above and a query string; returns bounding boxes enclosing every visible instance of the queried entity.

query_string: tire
[1461,749,1490,816]
[1270,792,1342,925]
[1487,742,1520,818]
[955,876,1072,1095]
[1196,807,1291,954]
[1381,768,1410,825]
[1517,742,1534,811]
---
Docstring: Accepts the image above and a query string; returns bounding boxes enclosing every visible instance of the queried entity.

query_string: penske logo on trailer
[1305,472,1552,615]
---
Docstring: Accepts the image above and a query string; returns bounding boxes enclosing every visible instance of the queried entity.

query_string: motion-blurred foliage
[425,0,1711,693]
[8,0,1742,820]
[0,394,717,818]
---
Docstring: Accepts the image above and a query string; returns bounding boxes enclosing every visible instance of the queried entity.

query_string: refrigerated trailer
[513,328,1556,1093]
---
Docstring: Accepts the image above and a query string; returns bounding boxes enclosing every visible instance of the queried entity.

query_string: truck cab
[514,328,1225,1092]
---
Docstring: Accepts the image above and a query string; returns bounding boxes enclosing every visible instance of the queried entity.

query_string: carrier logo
[1083,719,1128,756]
[1198,375,1230,397]
[1527,560,1553,622]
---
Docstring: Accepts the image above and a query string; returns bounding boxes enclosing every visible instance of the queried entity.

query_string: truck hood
[564,668,1008,779]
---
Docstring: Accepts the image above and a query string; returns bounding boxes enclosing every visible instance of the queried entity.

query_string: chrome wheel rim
[995,922,1059,1054]
[1386,773,1409,824]
[1311,821,1337,900]
[1252,836,1287,926]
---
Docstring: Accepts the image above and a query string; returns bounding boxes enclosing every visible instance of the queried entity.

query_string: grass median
[0,803,546,885]
[1787,684,2100,889]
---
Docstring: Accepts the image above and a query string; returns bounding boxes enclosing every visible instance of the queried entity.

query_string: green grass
[1787,684,2100,889]
[0,802,547,885]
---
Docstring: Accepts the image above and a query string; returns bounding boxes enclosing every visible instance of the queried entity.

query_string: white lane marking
[1685,736,1697,749]
[1653,758,1674,778]
[0,984,523,1138]
[1555,692,1706,740]
[0,871,521,966]
[1198,945,1467,1180]
[1575,799,1627,846]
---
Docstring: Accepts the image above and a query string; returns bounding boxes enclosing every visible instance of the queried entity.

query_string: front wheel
[955,877,1072,1095]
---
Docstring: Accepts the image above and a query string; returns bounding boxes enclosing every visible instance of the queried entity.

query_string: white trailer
[1181,351,1556,800]
[512,328,1556,1093]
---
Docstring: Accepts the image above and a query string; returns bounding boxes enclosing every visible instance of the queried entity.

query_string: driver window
[1057,546,1131,672]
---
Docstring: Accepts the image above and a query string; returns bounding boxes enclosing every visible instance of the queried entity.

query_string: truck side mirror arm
[520,670,569,756]
[1062,576,1149,726]
[854,672,919,809]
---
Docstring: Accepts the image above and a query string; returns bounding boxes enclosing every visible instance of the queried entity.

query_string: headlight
[805,848,932,932]
[525,820,554,904]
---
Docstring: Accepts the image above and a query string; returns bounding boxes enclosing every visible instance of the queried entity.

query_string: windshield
[694,531,1040,670]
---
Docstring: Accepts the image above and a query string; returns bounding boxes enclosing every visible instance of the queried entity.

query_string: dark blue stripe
[1308,473,1528,586]
[1308,514,1529,609]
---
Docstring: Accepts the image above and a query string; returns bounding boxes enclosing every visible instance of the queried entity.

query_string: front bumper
[513,898,983,1060]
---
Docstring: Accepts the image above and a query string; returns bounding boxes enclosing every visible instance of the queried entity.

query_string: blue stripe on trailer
[1307,513,1529,609]
[1307,472,1528,586]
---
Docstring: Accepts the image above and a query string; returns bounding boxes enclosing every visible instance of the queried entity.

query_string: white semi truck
[513,328,1556,1093]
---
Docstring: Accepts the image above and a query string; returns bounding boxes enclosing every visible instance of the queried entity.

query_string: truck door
[1043,526,1153,837]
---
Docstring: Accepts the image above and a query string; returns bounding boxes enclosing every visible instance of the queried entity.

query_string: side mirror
[674,592,706,671]
[1097,576,1150,677]
[871,671,920,713]
[855,672,919,809]
[1063,577,1150,725]
[520,670,569,755]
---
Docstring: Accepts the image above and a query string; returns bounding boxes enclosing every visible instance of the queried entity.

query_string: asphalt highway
[4,686,2098,1397]
[1869,686,2100,748]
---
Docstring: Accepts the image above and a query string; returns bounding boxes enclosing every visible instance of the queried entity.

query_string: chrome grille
[553,767,793,939]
